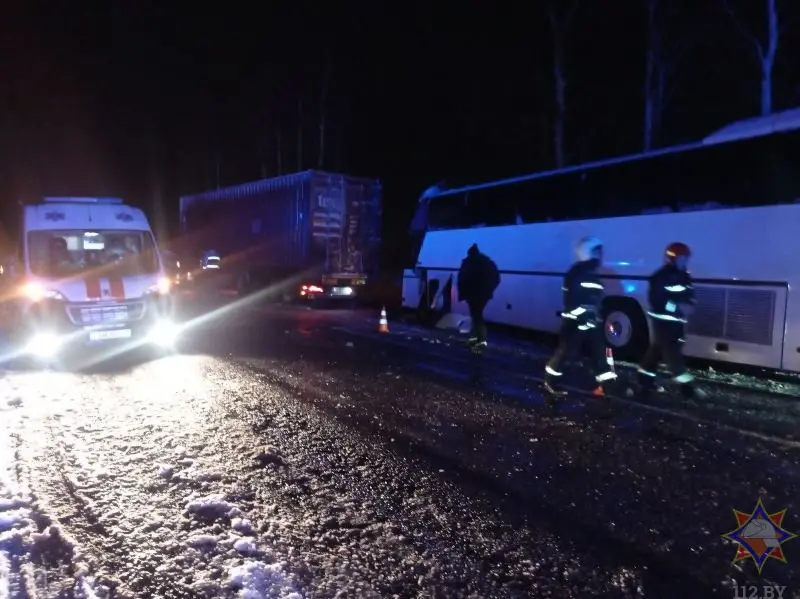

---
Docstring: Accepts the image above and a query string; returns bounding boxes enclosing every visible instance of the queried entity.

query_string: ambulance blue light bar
[43,197,124,205]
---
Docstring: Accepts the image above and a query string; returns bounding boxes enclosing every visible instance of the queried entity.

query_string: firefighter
[637,242,706,398]
[544,236,617,397]
[456,243,500,351]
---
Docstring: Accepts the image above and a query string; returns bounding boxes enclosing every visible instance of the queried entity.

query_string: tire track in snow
[1,397,45,599]
[15,361,304,598]
[209,359,693,598]
[232,359,728,599]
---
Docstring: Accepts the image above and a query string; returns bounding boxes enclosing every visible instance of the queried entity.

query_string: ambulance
[5,197,180,359]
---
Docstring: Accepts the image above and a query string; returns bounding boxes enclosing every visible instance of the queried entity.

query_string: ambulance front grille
[67,301,145,325]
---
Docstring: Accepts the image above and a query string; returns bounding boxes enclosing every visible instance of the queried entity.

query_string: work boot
[543,378,567,397]
[594,373,622,398]
[469,338,486,353]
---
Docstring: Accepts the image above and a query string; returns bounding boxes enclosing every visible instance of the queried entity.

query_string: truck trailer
[178,170,382,301]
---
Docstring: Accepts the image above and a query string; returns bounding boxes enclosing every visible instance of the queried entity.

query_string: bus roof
[701,107,800,144]
[430,107,800,199]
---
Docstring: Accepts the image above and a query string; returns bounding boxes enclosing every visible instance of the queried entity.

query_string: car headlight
[25,332,63,357]
[22,282,64,302]
[148,321,181,347]
[147,277,171,295]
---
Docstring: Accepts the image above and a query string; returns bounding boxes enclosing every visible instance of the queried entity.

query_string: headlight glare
[147,277,171,295]
[25,332,63,357]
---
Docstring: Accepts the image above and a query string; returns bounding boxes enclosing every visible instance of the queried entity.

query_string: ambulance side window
[141,234,160,273]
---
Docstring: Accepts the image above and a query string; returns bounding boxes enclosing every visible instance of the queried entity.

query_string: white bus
[402,108,800,372]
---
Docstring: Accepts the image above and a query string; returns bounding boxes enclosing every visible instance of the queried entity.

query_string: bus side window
[583,162,631,217]
[770,131,800,204]
[467,185,518,227]
[676,145,716,207]
[641,152,679,212]
[428,192,465,229]
[677,138,764,208]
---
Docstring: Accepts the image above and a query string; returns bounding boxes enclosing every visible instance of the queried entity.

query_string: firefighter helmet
[665,242,691,262]
[576,236,603,261]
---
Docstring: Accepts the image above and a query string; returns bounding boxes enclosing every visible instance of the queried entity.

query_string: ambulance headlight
[25,332,63,357]
[148,321,181,347]
[147,277,172,295]
[22,282,64,302]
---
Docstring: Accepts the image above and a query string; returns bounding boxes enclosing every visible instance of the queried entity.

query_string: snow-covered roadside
[1,383,107,599]
[9,358,303,598]
[1,389,36,598]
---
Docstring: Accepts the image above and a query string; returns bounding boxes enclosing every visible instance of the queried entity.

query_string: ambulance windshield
[28,230,160,278]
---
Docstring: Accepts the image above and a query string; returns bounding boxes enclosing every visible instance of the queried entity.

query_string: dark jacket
[560,259,604,325]
[647,263,695,323]
[457,250,500,303]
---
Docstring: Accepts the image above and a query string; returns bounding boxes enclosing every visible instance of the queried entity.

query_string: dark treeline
[0,1,798,236]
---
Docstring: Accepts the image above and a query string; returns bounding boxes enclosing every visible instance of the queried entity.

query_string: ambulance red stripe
[85,279,101,299]
[109,278,125,300]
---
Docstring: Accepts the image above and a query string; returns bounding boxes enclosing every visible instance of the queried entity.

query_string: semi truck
[178,170,382,302]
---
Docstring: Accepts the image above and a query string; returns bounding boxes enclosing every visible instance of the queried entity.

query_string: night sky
[1,1,798,259]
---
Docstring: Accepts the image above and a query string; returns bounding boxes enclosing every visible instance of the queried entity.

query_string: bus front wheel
[602,299,648,362]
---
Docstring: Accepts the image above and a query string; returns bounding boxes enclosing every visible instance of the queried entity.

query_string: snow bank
[0,551,9,599]
[185,494,240,519]
[181,492,302,597]
[228,562,302,599]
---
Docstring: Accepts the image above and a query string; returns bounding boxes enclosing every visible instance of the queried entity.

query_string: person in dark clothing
[637,242,707,399]
[544,236,617,397]
[457,243,500,350]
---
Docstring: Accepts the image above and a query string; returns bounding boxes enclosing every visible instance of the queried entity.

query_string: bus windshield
[28,230,160,278]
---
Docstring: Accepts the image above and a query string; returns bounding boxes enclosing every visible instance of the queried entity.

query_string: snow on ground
[0,552,10,599]
[1,375,110,598]
[4,358,303,598]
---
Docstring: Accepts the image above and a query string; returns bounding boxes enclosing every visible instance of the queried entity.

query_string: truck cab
[3,197,180,359]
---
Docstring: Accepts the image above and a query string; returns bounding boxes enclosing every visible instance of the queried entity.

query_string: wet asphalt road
[1,296,799,598]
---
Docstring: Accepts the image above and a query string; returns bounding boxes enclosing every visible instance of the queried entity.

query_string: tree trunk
[643,61,655,151]
[759,0,779,115]
[548,3,577,168]
[334,122,343,171]
[724,0,780,116]
[643,0,667,151]
[550,12,567,169]
[258,143,268,178]
[553,55,566,168]
[297,97,304,171]
[276,125,283,175]
[318,71,330,169]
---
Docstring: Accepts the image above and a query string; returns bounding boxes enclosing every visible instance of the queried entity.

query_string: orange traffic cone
[378,306,389,333]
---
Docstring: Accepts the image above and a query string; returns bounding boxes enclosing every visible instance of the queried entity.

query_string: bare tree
[722,0,781,115]
[318,65,332,169]
[257,142,268,178]
[296,97,304,170]
[642,1,704,150]
[643,0,667,151]
[548,0,580,168]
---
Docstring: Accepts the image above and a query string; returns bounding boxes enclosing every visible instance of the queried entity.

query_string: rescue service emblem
[722,497,797,574]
